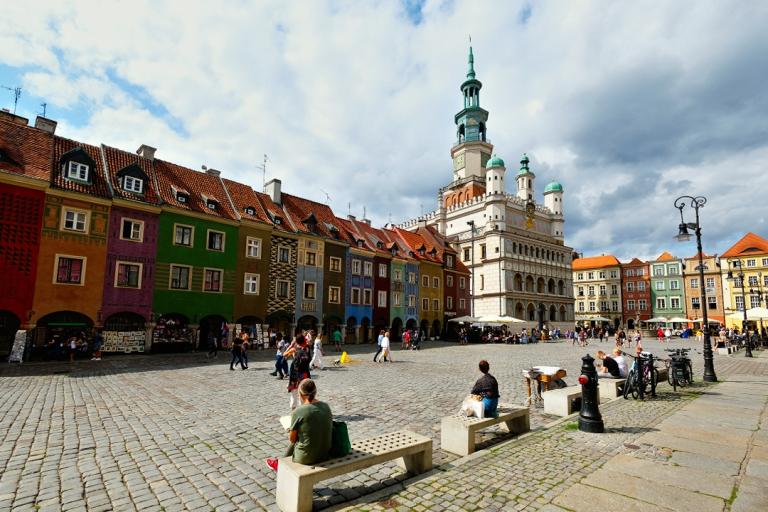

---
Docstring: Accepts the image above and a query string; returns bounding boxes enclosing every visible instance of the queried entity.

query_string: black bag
[330,420,352,457]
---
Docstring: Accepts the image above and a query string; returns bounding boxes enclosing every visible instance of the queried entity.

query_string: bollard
[578,354,604,433]
[647,353,657,398]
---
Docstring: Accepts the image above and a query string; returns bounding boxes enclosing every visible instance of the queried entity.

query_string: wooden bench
[275,431,432,512]
[440,404,530,456]
[598,377,625,401]
[542,386,582,416]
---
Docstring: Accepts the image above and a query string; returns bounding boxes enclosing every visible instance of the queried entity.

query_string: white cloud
[2,0,767,259]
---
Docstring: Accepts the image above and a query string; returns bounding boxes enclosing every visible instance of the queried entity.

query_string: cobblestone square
[0,339,711,511]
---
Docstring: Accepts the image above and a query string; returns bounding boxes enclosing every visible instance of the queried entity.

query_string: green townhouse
[650,251,687,322]
[152,160,239,352]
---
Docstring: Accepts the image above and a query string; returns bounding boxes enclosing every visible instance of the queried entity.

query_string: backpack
[294,347,311,374]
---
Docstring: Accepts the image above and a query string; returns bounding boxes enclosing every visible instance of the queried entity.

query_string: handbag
[330,420,352,457]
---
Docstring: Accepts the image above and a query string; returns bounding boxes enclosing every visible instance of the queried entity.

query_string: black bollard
[578,354,604,433]
[647,353,657,398]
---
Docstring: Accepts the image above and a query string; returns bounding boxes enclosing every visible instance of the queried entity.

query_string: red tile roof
[253,192,295,233]
[721,232,768,258]
[348,218,394,257]
[51,136,112,198]
[392,227,441,264]
[100,144,161,205]
[655,251,676,262]
[153,160,238,220]
[282,193,345,240]
[572,255,621,270]
[622,258,648,266]
[0,117,53,181]
[222,179,271,225]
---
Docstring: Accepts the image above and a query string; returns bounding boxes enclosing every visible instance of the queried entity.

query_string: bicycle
[622,351,658,400]
[664,348,693,391]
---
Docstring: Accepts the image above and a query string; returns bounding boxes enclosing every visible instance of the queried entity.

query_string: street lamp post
[674,195,717,382]
[749,272,766,344]
[467,220,475,318]
[727,260,753,357]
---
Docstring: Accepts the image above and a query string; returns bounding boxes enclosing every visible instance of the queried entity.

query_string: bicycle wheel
[623,370,635,399]
[667,363,674,386]
[687,361,694,383]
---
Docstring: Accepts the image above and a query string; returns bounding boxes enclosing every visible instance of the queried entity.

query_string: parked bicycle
[622,351,658,400]
[664,348,693,391]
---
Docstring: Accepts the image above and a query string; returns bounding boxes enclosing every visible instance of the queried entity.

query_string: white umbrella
[575,315,611,322]
[477,314,526,324]
[646,317,669,323]
[668,317,691,323]
[746,307,768,320]
[691,317,721,324]
[448,315,479,323]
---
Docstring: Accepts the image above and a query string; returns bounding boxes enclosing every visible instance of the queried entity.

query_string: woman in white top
[612,348,628,377]
[310,333,324,370]
[379,331,392,362]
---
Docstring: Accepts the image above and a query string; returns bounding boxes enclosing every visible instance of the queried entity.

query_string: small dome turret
[486,154,505,169]
[517,153,534,176]
[544,181,563,193]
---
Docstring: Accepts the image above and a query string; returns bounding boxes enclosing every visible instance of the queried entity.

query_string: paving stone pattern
[0,338,723,511]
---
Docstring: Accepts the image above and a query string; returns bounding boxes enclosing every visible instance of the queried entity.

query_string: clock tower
[451,45,493,181]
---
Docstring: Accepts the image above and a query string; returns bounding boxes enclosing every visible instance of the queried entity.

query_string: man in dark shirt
[470,360,500,418]
[596,350,621,378]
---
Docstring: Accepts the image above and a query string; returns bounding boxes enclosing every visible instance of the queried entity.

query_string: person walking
[332,328,342,352]
[206,331,218,359]
[271,334,290,379]
[285,337,312,410]
[373,329,385,362]
[240,333,250,369]
[91,330,103,361]
[310,332,324,370]
[402,329,410,349]
[379,331,392,362]
[230,335,246,371]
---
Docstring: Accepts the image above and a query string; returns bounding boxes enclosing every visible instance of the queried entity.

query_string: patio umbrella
[448,315,479,323]
[646,317,668,323]
[575,315,611,322]
[668,317,691,323]
[746,307,768,320]
[476,314,526,324]
[691,317,721,324]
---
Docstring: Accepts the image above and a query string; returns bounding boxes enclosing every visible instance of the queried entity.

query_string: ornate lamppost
[466,220,476,318]
[674,195,717,381]
[727,260,753,357]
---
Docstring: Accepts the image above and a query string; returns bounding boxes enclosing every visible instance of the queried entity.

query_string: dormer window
[177,192,188,203]
[207,200,218,211]
[391,248,398,256]
[274,216,282,225]
[357,239,364,248]
[376,241,383,249]
[66,161,89,181]
[123,176,143,193]
[244,206,256,216]
[418,249,425,256]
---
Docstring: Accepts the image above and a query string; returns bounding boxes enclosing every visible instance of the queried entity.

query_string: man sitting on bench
[266,379,332,472]
[595,350,622,378]
[470,360,500,418]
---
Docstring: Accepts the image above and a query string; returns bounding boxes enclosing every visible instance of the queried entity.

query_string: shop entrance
[153,313,192,352]
[103,312,147,353]
[34,311,94,360]
[391,317,403,342]
[267,311,292,338]
[360,317,371,343]
[295,315,318,336]
[199,315,228,350]
[0,310,20,358]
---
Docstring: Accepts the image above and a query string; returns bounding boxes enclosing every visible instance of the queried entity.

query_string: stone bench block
[440,404,530,456]
[542,386,582,416]
[598,378,625,401]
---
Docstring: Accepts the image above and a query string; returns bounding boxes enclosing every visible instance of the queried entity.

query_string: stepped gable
[51,136,111,198]
[721,232,768,258]
[222,179,271,225]
[572,254,621,270]
[100,144,161,205]
[0,117,53,181]
[153,159,237,220]
[282,193,344,240]
[655,251,676,262]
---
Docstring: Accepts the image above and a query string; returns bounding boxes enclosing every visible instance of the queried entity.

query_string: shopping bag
[330,420,352,457]
[459,395,485,418]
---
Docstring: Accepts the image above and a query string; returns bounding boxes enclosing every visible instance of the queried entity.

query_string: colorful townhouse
[620,258,651,329]
[572,255,623,328]
[337,216,374,343]
[380,229,407,337]
[98,144,162,352]
[258,180,298,336]
[720,232,768,329]
[348,218,392,339]
[396,228,444,338]
[31,134,112,349]
[682,252,724,326]
[649,252,686,322]
[221,178,274,335]
[0,113,53,358]
[152,160,239,351]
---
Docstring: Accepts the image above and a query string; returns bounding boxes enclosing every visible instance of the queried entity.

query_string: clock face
[526,202,535,215]
[453,154,465,170]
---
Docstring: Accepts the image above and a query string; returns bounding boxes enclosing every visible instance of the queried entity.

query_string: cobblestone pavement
[0,338,726,511]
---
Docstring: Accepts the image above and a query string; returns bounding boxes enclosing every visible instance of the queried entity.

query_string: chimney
[205,168,221,177]
[418,219,428,227]
[0,109,29,126]
[265,178,281,204]
[34,116,57,134]
[361,218,372,226]
[347,215,356,221]
[136,144,156,161]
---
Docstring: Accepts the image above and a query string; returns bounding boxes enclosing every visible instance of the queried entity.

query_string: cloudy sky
[1,0,766,260]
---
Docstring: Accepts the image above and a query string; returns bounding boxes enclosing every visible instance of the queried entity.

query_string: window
[627,300,636,310]
[747,259,756,267]
[611,301,619,311]
[66,161,89,181]
[459,276,466,289]
[480,244,486,259]
[446,255,454,267]
[115,261,141,288]
[422,298,429,311]
[763,258,768,267]
[668,265,679,275]
[447,275,453,287]
[655,281,665,291]
[447,296,453,309]
[176,192,189,203]
[463,248,470,261]
[691,297,700,309]
[174,224,193,246]
[207,230,225,252]
[599,271,606,279]
[625,269,635,277]
[303,282,316,300]
[639,299,647,310]
[706,277,715,288]
[611,284,618,295]
[62,208,88,232]
[589,301,596,312]
[459,298,465,310]
[170,265,191,290]
[55,256,85,285]
[588,285,595,296]
[626,282,634,292]
[244,206,256,216]
[609,270,618,279]
[577,273,584,280]
[393,292,402,306]
[351,287,360,304]
[670,280,680,290]
[203,269,222,292]
[657,298,666,309]
[244,273,260,294]
[378,264,387,278]
[378,290,387,307]
[123,175,143,193]
[352,259,361,275]
[748,276,759,287]
[276,279,290,298]
[587,272,594,279]
[330,257,342,272]
[670,297,681,309]
[433,277,440,288]
[278,246,291,263]
[121,218,143,241]
[637,281,646,291]
[206,199,218,211]
[328,286,341,304]
[422,275,429,287]
[735,295,744,311]
[578,302,585,312]
[708,297,717,310]
[408,295,416,307]
[577,286,584,296]
[690,278,698,289]
[246,237,262,258]
[433,298,440,311]
[480,275,484,290]
[653,266,664,276]
[764,275,768,288]
[363,262,373,276]
[305,251,317,266]
[408,272,416,284]
[599,285,606,295]
[600,301,609,311]
[363,289,372,305]
[751,295,761,308]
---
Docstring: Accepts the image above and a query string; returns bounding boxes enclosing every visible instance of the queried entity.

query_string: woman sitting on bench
[471,360,500,418]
